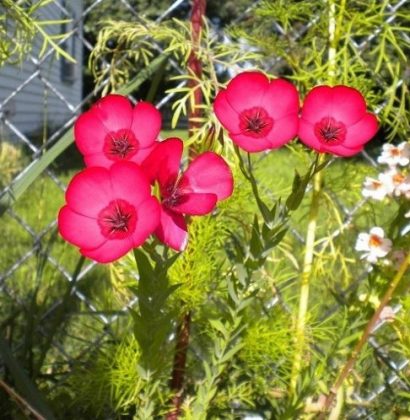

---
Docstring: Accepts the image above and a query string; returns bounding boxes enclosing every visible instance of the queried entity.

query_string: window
[60,0,76,84]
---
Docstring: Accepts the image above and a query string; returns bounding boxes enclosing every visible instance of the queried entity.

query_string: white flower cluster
[356,142,410,265]
[362,142,410,201]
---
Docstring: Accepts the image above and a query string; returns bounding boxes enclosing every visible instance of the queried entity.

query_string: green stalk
[290,153,324,392]
[290,0,340,393]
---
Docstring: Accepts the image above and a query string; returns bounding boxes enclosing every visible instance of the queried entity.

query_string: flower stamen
[103,129,139,161]
[98,199,137,239]
[239,107,273,138]
[314,117,347,146]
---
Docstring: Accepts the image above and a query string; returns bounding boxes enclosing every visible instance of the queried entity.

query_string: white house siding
[0,0,83,141]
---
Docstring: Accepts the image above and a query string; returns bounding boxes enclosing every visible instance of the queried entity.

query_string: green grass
[0,142,393,306]
[0,140,399,417]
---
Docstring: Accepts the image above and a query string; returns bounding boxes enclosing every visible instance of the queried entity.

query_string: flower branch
[290,152,325,393]
[320,252,410,417]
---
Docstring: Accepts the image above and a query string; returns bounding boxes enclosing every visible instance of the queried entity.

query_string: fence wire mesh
[0,0,409,417]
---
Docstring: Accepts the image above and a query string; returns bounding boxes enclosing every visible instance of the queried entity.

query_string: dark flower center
[161,178,183,209]
[103,129,139,161]
[239,107,274,138]
[314,117,347,146]
[98,199,137,239]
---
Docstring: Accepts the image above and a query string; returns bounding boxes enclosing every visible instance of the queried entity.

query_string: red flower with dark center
[298,85,379,156]
[314,117,347,146]
[239,107,273,138]
[103,129,139,161]
[214,71,299,152]
[98,199,137,239]
[58,162,160,263]
[142,138,234,251]
[75,94,161,168]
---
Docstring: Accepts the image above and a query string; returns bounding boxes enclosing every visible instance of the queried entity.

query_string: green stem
[289,0,342,393]
[290,153,324,392]
[328,0,337,81]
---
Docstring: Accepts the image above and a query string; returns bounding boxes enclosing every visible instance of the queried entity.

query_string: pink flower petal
[229,132,273,153]
[130,143,157,165]
[226,72,269,113]
[261,78,299,120]
[180,152,233,200]
[330,86,367,125]
[298,119,324,152]
[343,113,379,148]
[131,197,161,247]
[265,113,298,149]
[66,167,112,217]
[325,144,363,157]
[74,109,108,155]
[300,86,333,123]
[92,94,133,132]
[155,207,188,251]
[109,161,151,208]
[130,101,161,149]
[84,152,113,168]
[84,143,157,168]
[81,238,133,263]
[213,90,240,133]
[141,138,183,185]
[58,206,106,249]
[170,192,217,215]
[298,119,363,156]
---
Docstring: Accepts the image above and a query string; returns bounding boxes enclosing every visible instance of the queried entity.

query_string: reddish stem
[187,0,206,143]
[166,312,191,420]
[166,3,206,418]
[319,253,410,417]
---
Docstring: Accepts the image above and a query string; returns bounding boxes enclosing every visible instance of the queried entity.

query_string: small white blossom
[379,306,396,323]
[405,210,410,218]
[378,168,410,199]
[355,227,392,264]
[370,305,396,332]
[362,176,393,200]
[378,142,410,167]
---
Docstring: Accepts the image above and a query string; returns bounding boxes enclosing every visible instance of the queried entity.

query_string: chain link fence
[0,0,409,417]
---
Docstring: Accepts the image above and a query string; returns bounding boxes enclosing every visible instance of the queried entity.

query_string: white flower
[405,210,410,218]
[378,168,410,199]
[355,227,392,263]
[378,142,410,167]
[379,306,396,323]
[361,176,393,200]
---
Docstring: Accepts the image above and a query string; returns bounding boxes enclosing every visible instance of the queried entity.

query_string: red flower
[142,138,233,251]
[214,71,299,153]
[74,94,161,167]
[298,85,379,156]
[58,162,160,263]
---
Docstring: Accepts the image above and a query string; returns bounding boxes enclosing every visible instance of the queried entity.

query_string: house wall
[0,0,83,141]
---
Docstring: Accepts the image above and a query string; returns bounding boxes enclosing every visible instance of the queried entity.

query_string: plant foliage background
[0,0,409,418]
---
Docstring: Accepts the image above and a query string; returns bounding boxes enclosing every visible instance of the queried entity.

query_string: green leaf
[130,248,179,370]
[0,334,56,419]
[286,170,306,211]
[209,319,227,337]
[249,215,264,258]
[133,249,154,280]
[220,342,245,364]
